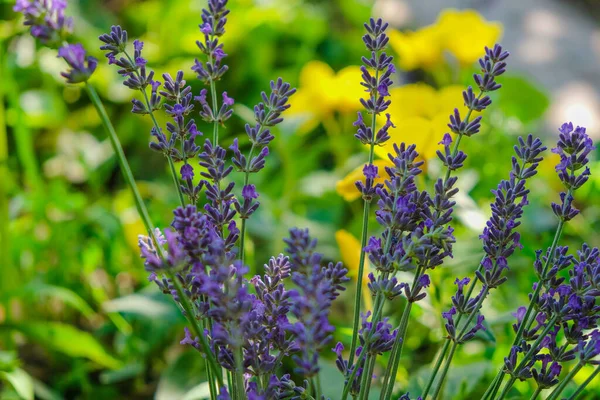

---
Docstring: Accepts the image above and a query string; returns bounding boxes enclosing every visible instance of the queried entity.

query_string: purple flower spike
[14,0,73,47]
[57,43,97,84]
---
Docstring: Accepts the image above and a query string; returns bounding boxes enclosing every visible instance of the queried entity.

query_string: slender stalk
[497,376,517,400]
[482,372,504,400]
[421,340,451,397]
[122,51,186,207]
[342,293,387,400]
[166,269,224,387]
[210,81,219,146]
[380,298,414,399]
[85,84,156,240]
[567,364,599,400]
[546,363,583,400]
[360,354,377,400]
[431,341,457,400]
[341,346,369,400]
[0,43,16,297]
[86,83,223,391]
[239,143,256,264]
[485,218,566,399]
[496,316,558,400]
[429,285,490,399]
[529,386,543,400]
[315,373,323,400]
[348,52,380,368]
[233,344,245,399]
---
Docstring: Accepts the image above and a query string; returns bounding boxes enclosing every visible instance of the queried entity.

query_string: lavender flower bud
[57,43,97,84]
[14,0,73,47]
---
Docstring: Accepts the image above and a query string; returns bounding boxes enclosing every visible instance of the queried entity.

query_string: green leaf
[102,289,181,321]
[496,75,550,124]
[181,383,211,400]
[2,282,96,318]
[2,322,121,369]
[155,350,207,400]
[31,378,62,400]
[0,368,34,400]
[319,361,345,399]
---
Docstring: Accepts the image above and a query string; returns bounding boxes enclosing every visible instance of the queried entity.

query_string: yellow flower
[436,9,503,66]
[335,229,373,312]
[388,26,444,71]
[288,61,363,133]
[374,84,468,161]
[388,9,502,71]
[336,159,391,202]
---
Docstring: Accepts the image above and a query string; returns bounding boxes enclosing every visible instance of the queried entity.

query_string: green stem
[341,345,369,400]
[546,363,583,400]
[341,293,386,400]
[234,344,245,399]
[380,300,414,399]
[360,354,377,400]
[348,50,380,368]
[239,143,256,264]
[431,341,457,400]
[123,50,186,208]
[142,90,186,208]
[486,218,566,400]
[497,376,517,400]
[567,364,599,400]
[496,316,558,400]
[166,269,224,387]
[86,83,222,391]
[315,374,323,400]
[421,340,451,398]
[85,84,156,239]
[210,81,219,146]
[529,386,543,400]
[429,285,490,399]
[0,42,16,297]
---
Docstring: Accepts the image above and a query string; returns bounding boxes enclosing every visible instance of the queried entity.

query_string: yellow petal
[336,229,373,311]
[436,9,502,66]
[388,26,444,71]
[375,116,438,160]
[334,66,364,113]
[335,230,362,280]
[287,88,322,134]
[436,85,469,116]
[298,60,338,113]
[336,159,391,202]
[387,83,438,120]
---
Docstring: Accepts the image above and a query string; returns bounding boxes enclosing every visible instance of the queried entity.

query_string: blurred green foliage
[1,0,599,399]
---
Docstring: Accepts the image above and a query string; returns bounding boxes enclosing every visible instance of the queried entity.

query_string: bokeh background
[1,0,599,399]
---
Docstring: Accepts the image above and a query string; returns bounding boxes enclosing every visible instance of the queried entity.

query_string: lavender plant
[14,1,599,399]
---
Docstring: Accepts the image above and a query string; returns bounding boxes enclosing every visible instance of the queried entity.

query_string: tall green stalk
[85,82,224,390]
[0,42,16,298]
[546,362,583,400]
[567,365,599,400]
[122,50,186,208]
[348,57,380,368]
[495,316,558,400]
[484,215,568,400]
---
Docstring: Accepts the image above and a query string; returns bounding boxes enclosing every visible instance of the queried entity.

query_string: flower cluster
[15,0,96,84]
[18,1,600,399]
[13,0,72,47]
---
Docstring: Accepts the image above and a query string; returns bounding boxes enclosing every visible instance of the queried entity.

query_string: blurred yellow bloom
[336,159,391,202]
[437,10,503,66]
[388,9,502,70]
[288,61,363,133]
[388,26,444,71]
[374,84,468,160]
[335,229,372,311]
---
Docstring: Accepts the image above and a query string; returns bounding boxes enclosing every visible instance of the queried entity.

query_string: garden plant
[2,0,599,399]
